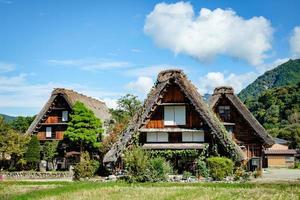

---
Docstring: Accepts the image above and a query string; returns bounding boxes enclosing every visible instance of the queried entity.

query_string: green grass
[0,181,299,200]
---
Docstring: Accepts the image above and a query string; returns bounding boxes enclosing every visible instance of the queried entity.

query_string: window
[147,132,168,142]
[285,156,294,162]
[46,127,52,138]
[225,125,234,138]
[62,111,68,122]
[182,131,204,142]
[164,106,186,125]
[218,106,230,121]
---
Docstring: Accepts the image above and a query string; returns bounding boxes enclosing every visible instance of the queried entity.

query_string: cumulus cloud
[126,76,154,94]
[48,58,130,71]
[258,57,289,73]
[290,26,300,57]
[0,62,15,73]
[198,71,257,94]
[144,2,273,66]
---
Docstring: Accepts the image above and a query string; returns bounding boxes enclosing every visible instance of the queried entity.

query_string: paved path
[253,168,300,182]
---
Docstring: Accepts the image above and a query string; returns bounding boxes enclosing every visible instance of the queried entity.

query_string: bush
[149,156,172,182]
[73,151,99,180]
[234,167,250,181]
[294,162,300,169]
[252,169,262,178]
[123,146,173,182]
[196,158,209,178]
[182,171,192,180]
[207,157,234,180]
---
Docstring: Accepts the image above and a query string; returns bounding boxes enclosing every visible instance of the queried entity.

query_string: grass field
[0,181,299,200]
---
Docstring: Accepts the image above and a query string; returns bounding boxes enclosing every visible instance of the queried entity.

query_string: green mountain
[0,113,16,123]
[245,83,300,148]
[238,59,300,101]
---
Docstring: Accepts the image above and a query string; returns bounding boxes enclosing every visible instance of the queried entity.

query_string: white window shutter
[147,132,157,142]
[174,106,186,125]
[164,106,174,125]
[157,132,168,142]
[62,111,68,122]
[182,132,193,142]
[46,127,52,138]
[193,131,204,142]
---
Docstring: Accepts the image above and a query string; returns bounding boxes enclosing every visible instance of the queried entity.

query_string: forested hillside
[0,114,16,123]
[245,83,300,148]
[239,59,300,101]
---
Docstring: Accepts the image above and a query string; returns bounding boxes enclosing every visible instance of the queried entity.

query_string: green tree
[24,135,41,170]
[42,141,58,170]
[0,117,29,169]
[10,116,35,133]
[65,101,103,152]
[117,94,142,118]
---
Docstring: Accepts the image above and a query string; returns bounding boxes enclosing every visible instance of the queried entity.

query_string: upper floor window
[182,131,204,142]
[46,127,52,138]
[164,106,186,126]
[62,111,68,122]
[218,106,230,121]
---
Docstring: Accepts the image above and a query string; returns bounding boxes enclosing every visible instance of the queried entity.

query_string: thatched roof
[26,88,111,134]
[209,86,274,146]
[103,69,245,164]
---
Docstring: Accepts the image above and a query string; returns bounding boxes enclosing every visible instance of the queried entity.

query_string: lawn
[0,181,299,200]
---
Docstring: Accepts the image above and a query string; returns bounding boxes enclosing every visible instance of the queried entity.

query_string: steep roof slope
[103,70,244,164]
[26,88,111,134]
[210,86,274,146]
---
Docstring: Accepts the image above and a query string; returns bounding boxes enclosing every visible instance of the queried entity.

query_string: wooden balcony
[41,116,67,125]
[37,131,64,141]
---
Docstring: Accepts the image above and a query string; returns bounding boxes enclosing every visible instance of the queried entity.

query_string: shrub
[73,151,99,180]
[182,171,192,180]
[123,146,151,182]
[252,169,262,178]
[207,157,234,180]
[234,167,250,181]
[149,156,172,182]
[123,146,173,182]
[294,162,300,169]
[196,158,209,178]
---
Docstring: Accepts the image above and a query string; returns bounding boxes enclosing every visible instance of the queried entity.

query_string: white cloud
[126,76,154,95]
[48,58,130,71]
[0,73,120,114]
[198,71,257,94]
[0,62,15,73]
[144,2,273,66]
[290,26,300,57]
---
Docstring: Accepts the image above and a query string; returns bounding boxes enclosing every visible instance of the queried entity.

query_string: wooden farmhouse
[265,138,297,168]
[209,86,275,169]
[26,88,110,169]
[104,69,245,172]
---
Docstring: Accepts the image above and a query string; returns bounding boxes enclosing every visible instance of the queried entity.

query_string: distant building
[264,138,297,168]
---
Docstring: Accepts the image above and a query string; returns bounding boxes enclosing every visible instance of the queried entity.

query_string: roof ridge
[53,87,105,104]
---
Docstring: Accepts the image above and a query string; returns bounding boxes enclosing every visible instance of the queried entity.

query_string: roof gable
[209,86,274,146]
[26,88,111,134]
[103,70,245,164]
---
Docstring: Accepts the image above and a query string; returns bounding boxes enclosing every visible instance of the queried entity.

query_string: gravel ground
[253,168,300,182]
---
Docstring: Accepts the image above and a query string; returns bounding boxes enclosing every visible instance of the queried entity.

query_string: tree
[24,135,41,170]
[42,141,58,170]
[0,117,29,169]
[10,116,35,133]
[117,94,142,118]
[64,101,103,152]
[100,94,142,155]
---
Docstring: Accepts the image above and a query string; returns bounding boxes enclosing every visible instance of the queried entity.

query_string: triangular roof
[26,88,111,134]
[103,69,244,164]
[209,86,274,146]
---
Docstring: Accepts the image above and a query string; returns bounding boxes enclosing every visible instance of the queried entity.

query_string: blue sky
[0,0,299,116]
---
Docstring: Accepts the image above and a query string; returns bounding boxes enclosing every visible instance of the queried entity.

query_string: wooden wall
[145,85,203,129]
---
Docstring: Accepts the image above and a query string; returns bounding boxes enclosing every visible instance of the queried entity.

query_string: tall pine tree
[24,135,41,170]
[65,101,103,152]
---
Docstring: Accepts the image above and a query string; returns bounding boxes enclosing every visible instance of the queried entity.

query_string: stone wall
[0,171,73,180]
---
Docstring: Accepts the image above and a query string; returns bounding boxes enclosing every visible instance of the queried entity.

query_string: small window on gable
[164,106,186,126]
[62,111,68,122]
[146,132,168,142]
[218,106,230,121]
[46,127,52,138]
